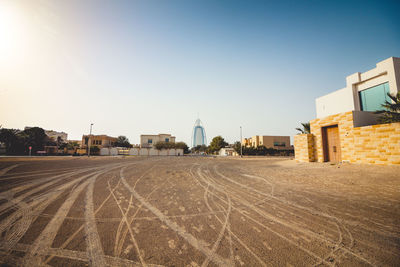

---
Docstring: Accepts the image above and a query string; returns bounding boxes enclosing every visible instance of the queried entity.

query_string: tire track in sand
[192,163,268,267]
[120,167,232,267]
[0,169,104,237]
[0,164,19,177]
[200,169,233,267]
[113,163,159,258]
[84,173,107,267]
[108,179,147,267]
[22,177,92,266]
[44,173,122,264]
[0,241,164,267]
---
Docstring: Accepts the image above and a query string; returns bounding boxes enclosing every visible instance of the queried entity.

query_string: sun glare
[0,2,26,63]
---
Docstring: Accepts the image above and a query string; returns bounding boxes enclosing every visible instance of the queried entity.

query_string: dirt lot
[0,156,399,266]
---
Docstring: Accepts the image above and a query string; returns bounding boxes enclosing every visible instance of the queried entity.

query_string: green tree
[22,127,48,153]
[191,144,208,153]
[56,136,68,149]
[0,127,49,155]
[154,141,188,151]
[67,141,80,150]
[115,136,131,147]
[0,128,21,154]
[233,141,242,154]
[175,142,189,154]
[209,136,228,153]
[375,92,400,123]
[296,122,311,134]
[90,146,100,154]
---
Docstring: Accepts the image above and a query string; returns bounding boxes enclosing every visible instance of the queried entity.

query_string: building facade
[242,135,291,150]
[295,57,400,165]
[81,135,117,149]
[316,57,400,118]
[140,134,176,148]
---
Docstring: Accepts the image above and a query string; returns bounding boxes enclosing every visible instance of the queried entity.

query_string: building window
[359,82,390,112]
[148,139,152,144]
[274,142,286,147]
[99,140,102,145]
[165,138,169,142]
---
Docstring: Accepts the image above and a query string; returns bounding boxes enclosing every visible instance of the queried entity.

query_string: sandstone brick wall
[294,111,400,165]
[310,112,354,163]
[350,122,400,164]
[294,134,315,162]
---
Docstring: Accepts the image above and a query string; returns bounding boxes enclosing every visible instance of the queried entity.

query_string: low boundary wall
[294,111,400,165]
[100,147,184,156]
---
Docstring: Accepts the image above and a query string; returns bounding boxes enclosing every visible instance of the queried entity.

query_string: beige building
[81,135,117,149]
[295,57,400,165]
[242,135,291,150]
[140,134,176,148]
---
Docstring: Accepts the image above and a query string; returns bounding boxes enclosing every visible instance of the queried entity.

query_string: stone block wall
[310,112,354,163]
[294,134,315,162]
[350,123,400,164]
[294,111,400,165]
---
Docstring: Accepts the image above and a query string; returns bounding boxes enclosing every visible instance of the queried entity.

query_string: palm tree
[296,122,311,134]
[375,92,400,123]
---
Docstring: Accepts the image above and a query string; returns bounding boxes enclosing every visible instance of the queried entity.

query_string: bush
[154,141,189,153]
[90,146,100,154]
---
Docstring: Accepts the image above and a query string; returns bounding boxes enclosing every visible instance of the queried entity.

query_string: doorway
[322,125,341,163]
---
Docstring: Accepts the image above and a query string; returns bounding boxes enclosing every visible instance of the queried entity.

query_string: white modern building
[294,56,400,165]
[219,147,237,156]
[316,57,400,119]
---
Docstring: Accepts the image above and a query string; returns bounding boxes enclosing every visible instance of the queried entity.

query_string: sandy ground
[0,156,399,267]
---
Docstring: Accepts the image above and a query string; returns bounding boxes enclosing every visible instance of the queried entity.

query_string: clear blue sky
[1,0,399,145]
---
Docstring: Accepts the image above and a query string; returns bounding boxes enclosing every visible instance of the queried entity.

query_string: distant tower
[191,119,207,147]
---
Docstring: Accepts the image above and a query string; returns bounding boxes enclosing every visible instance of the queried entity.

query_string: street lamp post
[88,123,94,157]
[240,126,243,158]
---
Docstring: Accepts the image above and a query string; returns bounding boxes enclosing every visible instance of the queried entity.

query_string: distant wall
[99,147,184,156]
[129,148,139,155]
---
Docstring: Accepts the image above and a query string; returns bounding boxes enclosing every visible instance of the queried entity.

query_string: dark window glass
[274,142,286,147]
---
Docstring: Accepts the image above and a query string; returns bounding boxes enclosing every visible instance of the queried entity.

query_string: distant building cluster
[242,135,291,150]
